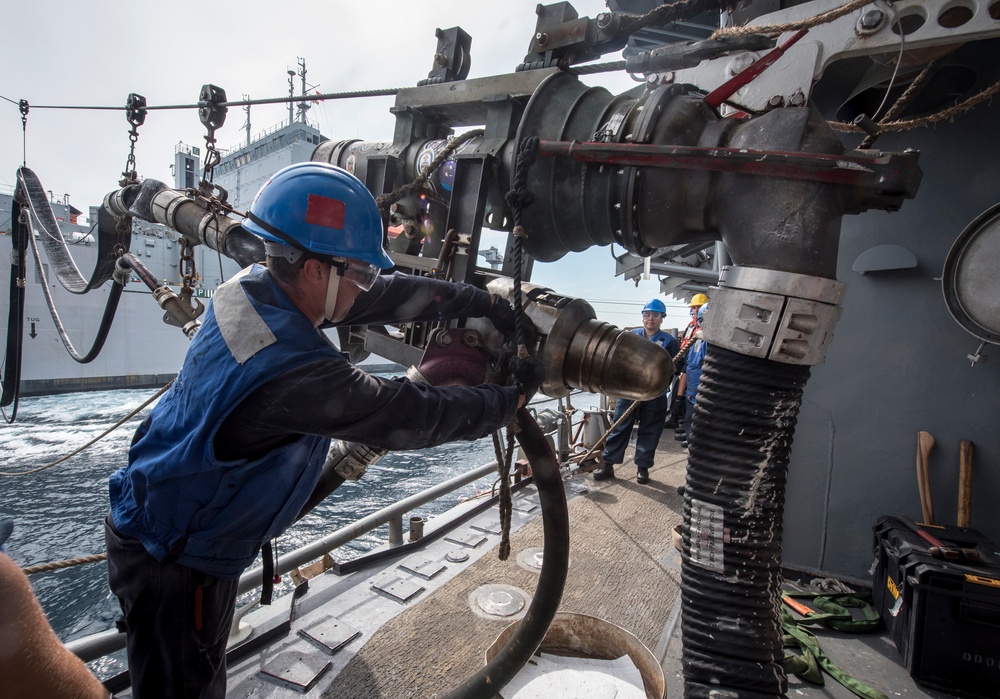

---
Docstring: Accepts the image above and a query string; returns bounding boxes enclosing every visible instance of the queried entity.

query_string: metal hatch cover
[258,650,332,692]
[297,615,362,655]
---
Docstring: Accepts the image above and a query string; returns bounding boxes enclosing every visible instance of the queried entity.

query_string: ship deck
[216,433,954,698]
[321,441,688,698]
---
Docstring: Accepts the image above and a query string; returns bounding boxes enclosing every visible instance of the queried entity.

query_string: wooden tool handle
[958,440,974,528]
[917,431,935,525]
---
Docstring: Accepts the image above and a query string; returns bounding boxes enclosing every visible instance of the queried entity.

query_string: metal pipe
[647,261,720,284]
[535,139,918,191]
[409,516,425,542]
[388,516,403,546]
[105,179,264,269]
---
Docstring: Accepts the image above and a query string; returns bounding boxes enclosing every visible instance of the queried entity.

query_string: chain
[120,93,147,187]
[198,85,228,186]
[121,130,139,185]
[18,99,29,166]
[202,129,222,184]
[112,210,132,262]
[180,238,198,292]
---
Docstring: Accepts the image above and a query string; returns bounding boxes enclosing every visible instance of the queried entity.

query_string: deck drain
[446,549,469,563]
[516,546,569,574]
[469,584,529,619]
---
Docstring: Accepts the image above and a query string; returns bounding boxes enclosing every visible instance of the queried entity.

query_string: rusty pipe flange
[701,266,846,366]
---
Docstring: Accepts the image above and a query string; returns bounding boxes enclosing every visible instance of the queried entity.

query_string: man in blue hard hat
[105,162,542,699]
[593,298,679,484]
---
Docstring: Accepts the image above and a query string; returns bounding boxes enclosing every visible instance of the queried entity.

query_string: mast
[242,95,251,149]
[296,57,310,124]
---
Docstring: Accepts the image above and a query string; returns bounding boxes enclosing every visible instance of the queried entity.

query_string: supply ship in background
[0,118,398,398]
[4,0,1000,697]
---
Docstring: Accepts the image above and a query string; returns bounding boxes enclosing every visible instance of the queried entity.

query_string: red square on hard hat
[305,194,346,229]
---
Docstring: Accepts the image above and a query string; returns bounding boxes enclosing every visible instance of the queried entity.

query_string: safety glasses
[332,258,380,291]
[642,312,662,320]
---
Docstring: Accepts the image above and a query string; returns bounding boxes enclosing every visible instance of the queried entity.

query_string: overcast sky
[1,0,696,329]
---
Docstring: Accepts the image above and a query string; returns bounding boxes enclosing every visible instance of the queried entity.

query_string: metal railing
[67,460,500,663]
[67,391,615,664]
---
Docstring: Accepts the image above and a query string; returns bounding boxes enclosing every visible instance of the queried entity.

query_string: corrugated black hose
[1,197,29,415]
[13,168,129,366]
[681,344,812,698]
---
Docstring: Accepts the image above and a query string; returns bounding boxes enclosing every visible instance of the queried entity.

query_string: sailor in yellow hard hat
[666,293,709,437]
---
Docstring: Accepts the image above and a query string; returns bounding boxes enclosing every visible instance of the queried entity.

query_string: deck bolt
[857,9,885,33]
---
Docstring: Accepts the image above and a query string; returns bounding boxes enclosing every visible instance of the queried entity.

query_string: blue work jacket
[109,265,339,578]
[685,338,708,402]
[630,327,680,357]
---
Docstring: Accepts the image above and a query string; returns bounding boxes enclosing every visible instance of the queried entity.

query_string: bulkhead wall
[781,97,1000,580]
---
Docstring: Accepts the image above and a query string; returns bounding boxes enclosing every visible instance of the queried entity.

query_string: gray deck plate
[258,649,332,693]
[443,529,489,548]
[398,556,447,580]
[297,616,362,655]
[371,576,425,603]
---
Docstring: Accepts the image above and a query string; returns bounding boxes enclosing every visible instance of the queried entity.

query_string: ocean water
[0,384,501,671]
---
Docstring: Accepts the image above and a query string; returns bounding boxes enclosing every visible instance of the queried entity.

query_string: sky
[0,0,695,330]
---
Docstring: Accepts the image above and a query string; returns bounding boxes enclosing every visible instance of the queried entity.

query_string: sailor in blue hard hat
[594,298,679,485]
[105,162,539,699]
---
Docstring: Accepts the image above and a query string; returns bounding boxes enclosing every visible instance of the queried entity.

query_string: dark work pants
[684,396,695,443]
[601,394,669,470]
[105,515,239,699]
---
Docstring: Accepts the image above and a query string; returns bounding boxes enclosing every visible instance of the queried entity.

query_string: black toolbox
[872,515,1000,698]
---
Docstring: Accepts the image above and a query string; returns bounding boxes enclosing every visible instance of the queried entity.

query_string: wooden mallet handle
[958,440,974,528]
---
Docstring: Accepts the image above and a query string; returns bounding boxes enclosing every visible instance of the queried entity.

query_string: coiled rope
[710,0,871,40]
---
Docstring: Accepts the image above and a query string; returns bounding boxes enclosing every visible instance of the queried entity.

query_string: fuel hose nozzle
[480,279,673,401]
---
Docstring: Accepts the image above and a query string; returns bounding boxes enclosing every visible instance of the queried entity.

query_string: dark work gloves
[486,294,517,336]
[509,355,545,402]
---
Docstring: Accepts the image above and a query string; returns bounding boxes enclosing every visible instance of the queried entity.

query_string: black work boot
[636,467,650,484]
[593,464,616,481]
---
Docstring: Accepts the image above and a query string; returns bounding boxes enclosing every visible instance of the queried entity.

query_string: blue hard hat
[642,298,666,315]
[243,162,394,269]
